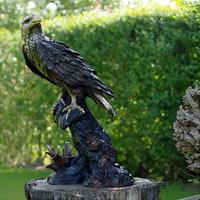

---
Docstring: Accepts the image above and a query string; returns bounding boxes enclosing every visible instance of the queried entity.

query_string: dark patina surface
[21,13,134,187]
[47,91,134,187]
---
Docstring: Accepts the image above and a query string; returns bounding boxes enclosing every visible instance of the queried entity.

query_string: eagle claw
[62,104,85,114]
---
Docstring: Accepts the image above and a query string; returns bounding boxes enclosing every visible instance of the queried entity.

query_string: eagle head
[21,13,43,41]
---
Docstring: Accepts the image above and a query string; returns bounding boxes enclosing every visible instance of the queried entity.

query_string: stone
[24,178,160,200]
[180,195,200,200]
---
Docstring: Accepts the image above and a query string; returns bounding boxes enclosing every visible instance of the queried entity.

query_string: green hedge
[0,5,199,180]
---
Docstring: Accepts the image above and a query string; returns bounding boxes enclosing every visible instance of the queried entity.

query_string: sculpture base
[25,178,160,200]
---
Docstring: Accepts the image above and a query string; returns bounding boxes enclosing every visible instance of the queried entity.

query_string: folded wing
[36,38,114,97]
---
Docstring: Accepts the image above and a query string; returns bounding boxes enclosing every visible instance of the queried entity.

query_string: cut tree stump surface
[180,195,200,200]
[25,177,160,200]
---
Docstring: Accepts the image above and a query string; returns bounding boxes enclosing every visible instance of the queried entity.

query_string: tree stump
[173,85,200,173]
[24,178,160,200]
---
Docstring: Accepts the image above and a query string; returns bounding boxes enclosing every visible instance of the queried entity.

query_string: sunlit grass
[160,183,200,200]
[0,168,50,200]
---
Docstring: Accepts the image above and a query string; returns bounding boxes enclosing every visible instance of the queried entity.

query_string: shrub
[0,4,199,180]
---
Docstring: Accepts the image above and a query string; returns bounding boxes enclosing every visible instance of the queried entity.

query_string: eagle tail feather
[90,91,115,117]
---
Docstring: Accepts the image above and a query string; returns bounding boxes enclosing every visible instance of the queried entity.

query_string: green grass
[0,167,50,200]
[160,183,199,200]
[0,168,199,200]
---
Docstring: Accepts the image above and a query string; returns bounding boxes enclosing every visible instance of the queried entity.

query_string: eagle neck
[23,24,43,47]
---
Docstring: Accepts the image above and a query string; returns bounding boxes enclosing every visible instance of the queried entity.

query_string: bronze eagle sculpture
[21,13,115,117]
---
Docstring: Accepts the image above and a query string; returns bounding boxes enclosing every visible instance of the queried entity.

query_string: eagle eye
[24,18,31,24]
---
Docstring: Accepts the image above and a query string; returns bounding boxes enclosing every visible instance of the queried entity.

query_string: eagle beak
[32,15,43,25]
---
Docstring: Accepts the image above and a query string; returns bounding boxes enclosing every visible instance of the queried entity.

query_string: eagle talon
[62,104,85,114]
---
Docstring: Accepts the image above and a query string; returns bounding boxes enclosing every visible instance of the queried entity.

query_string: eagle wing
[36,38,113,96]
[22,45,56,85]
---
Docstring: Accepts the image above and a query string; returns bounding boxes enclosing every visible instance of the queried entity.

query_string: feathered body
[21,14,115,116]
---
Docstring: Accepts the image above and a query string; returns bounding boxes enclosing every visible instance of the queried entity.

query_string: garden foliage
[0,4,199,180]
